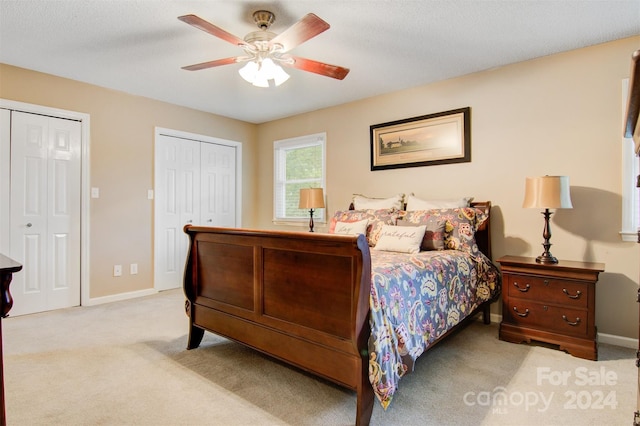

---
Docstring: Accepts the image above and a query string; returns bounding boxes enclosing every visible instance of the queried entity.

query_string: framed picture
[370,107,470,171]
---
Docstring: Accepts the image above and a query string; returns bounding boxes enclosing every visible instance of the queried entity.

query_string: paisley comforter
[368,249,500,409]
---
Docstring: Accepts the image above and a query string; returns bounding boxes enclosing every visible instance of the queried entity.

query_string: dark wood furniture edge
[0,254,23,426]
[497,255,605,273]
[499,322,597,361]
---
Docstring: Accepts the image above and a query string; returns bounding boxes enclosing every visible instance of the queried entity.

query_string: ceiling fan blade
[178,14,246,47]
[182,57,240,71]
[283,56,350,80]
[270,13,330,52]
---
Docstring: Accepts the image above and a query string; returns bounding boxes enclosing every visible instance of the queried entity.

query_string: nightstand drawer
[506,300,589,337]
[506,274,589,308]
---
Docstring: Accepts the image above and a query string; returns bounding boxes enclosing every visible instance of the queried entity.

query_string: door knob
[26,223,33,228]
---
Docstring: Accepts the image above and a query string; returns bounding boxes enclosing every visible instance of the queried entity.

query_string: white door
[9,111,81,316]
[154,132,238,291]
[200,142,236,227]
[154,135,200,291]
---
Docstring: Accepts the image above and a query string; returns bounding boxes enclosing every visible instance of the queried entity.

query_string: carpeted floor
[2,289,636,425]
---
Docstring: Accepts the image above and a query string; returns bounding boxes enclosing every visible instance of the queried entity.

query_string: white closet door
[154,135,201,291]
[10,111,81,316]
[200,142,236,228]
[154,132,238,291]
[0,109,10,255]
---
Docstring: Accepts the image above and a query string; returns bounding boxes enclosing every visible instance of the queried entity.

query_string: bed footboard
[183,226,373,426]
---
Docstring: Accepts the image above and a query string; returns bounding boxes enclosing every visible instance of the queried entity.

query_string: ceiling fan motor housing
[253,10,275,30]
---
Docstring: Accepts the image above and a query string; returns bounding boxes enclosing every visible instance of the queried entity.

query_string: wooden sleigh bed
[183,201,501,425]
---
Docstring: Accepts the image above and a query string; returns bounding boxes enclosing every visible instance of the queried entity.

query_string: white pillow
[333,219,368,236]
[353,193,403,210]
[373,224,426,254]
[405,194,473,211]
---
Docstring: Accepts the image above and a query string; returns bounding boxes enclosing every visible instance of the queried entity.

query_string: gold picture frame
[370,107,470,170]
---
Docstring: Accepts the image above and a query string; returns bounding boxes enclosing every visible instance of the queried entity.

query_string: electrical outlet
[113,265,122,277]
[130,263,138,275]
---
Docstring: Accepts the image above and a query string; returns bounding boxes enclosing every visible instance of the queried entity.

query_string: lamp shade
[522,176,573,209]
[299,188,325,209]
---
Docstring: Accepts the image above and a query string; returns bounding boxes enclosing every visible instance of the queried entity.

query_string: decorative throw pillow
[332,219,368,236]
[398,207,489,257]
[352,193,404,210]
[442,207,489,257]
[373,224,427,254]
[330,209,399,247]
[397,213,446,250]
[405,194,473,211]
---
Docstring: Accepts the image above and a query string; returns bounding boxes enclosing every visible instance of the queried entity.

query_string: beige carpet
[2,289,636,425]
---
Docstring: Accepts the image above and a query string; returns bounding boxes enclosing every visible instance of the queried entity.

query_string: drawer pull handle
[513,282,530,292]
[562,315,581,326]
[562,288,582,299]
[513,307,529,317]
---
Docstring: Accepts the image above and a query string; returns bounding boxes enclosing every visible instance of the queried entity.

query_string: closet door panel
[9,111,81,315]
[201,142,236,228]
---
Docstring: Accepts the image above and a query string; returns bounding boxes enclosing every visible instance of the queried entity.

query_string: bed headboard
[470,201,492,260]
[346,200,492,260]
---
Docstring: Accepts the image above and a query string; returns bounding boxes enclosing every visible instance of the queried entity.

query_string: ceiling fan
[178,11,350,87]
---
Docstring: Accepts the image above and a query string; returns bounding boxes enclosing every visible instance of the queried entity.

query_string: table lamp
[299,188,325,232]
[522,176,573,264]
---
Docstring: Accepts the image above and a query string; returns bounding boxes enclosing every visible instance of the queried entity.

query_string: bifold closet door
[200,141,236,228]
[154,135,201,292]
[9,111,81,316]
[154,135,237,291]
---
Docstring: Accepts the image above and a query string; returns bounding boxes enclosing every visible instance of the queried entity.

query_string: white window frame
[273,132,326,225]
[621,78,639,242]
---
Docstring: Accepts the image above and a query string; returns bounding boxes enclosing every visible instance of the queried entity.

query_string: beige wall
[0,63,257,299]
[256,36,640,340]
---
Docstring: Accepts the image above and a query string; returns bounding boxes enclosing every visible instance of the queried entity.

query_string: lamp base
[536,208,559,264]
[536,253,558,264]
[308,209,315,232]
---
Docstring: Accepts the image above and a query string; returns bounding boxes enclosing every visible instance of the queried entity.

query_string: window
[621,78,639,242]
[274,133,326,223]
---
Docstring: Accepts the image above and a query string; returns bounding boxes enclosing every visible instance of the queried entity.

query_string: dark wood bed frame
[183,201,496,425]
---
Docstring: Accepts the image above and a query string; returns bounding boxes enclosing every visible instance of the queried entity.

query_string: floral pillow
[398,207,488,256]
[443,207,488,256]
[330,209,399,247]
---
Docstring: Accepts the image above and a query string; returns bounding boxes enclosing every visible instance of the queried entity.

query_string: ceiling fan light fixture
[239,57,290,87]
[179,12,349,81]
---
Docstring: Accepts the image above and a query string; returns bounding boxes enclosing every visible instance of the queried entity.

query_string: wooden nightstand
[497,255,605,360]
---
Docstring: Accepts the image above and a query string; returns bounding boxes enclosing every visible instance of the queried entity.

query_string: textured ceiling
[1,0,639,123]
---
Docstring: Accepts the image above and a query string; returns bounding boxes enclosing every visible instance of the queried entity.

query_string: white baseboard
[84,288,158,306]
[479,313,639,350]
[598,332,639,349]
